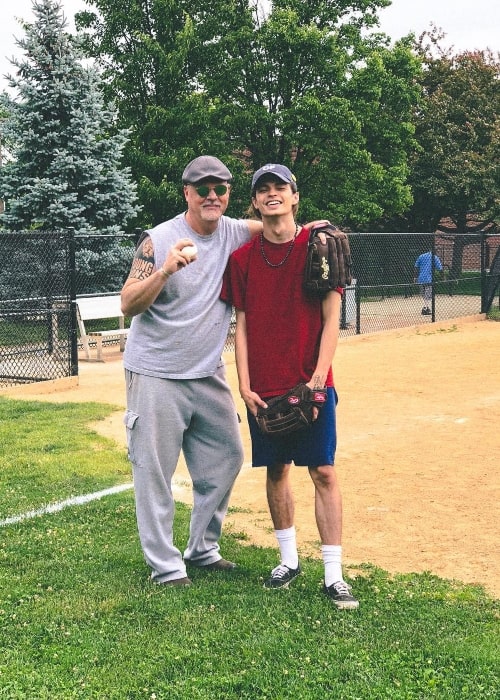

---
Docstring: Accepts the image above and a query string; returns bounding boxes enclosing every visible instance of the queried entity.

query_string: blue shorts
[248,387,338,468]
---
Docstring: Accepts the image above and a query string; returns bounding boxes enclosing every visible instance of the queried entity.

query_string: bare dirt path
[5,316,499,598]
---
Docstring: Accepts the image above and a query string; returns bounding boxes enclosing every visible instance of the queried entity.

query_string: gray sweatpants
[124,366,243,583]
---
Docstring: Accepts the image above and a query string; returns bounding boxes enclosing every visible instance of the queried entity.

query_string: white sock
[322,544,343,587]
[275,526,299,570]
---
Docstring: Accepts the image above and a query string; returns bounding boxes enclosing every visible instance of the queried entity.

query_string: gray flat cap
[182,156,233,184]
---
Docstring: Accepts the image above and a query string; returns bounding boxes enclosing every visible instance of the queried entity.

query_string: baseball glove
[304,224,353,295]
[256,383,327,436]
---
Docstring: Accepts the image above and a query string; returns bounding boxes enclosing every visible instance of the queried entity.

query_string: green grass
[0,398,498,699]
[442,273,482,296]
[358,273,484,301]
[0,397,130,518]
[0,319,56,345]
[0,315,131,348]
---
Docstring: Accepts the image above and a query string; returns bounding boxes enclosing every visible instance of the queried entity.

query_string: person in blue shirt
[414,251,443,315]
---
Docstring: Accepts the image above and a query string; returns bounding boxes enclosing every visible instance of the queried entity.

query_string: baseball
[182,244,198,259]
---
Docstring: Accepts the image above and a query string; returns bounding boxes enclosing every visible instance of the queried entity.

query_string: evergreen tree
[0,0,140,238]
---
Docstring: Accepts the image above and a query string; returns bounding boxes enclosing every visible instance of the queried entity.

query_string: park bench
[76,294,128,362]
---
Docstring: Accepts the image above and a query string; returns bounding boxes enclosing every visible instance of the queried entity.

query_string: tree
[0,0,140,237]
[407,38,500,234]
[193,0,420,227]
[77,0,421,228]
[77,0,228,227]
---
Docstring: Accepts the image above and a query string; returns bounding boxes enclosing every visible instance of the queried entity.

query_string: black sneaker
[323,580,359,609]
[263,563,301,589]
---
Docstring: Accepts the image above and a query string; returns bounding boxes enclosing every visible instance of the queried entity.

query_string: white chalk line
[1,461,254,528]
[0,483,134,527]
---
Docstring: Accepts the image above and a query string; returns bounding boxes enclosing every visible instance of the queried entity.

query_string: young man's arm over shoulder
[308,289,342,390]
[244,218,330,240]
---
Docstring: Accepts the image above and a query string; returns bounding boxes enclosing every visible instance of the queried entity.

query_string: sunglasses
[191,184,229,197]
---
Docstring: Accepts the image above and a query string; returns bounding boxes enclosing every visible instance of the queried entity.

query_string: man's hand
[306,220,331,245]
[240,387,268,417]
[306,378,327,421]
[161,238,197,277]
[307,220,330,230]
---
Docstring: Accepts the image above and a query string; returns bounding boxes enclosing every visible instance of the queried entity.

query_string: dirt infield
[5,316,499,598]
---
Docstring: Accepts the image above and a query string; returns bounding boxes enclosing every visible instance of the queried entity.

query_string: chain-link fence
[338,232,500,336]
[0,230,137,388]
[0,231,75,387]
[1,230,499,388]
[74,232,138,295]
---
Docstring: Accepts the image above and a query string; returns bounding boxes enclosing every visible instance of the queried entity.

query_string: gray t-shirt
[123,213,250,379]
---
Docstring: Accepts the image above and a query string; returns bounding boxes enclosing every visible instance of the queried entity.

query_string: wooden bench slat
[76,295,128,362]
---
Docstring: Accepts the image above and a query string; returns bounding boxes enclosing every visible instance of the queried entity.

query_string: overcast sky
[1,0,499,90]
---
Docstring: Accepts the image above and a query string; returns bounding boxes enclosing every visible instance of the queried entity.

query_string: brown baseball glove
[304,224,353,295]
[256,383,327,436]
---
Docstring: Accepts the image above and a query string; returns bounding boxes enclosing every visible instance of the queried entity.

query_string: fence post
[340,292,348,330]
[480,230,487,313]
[133,227,143,246]
[68,228,78,376]
[46,236,55,355]
[355,282,361,334]
[431,235,436,321]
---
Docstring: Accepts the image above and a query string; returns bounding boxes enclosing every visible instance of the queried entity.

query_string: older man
[121,156,264,586]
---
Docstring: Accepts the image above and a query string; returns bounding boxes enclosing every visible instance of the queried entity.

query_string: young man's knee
[267,462,291,482]
[309,464,337,487]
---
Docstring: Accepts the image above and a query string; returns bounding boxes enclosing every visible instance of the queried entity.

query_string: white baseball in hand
[182,244,198,260]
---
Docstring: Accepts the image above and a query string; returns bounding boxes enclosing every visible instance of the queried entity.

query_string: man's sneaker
[263,563,301,589]
[187,558,237,571]
[197,558,237,571]
[323,580,359,609]
[157,576,192,587]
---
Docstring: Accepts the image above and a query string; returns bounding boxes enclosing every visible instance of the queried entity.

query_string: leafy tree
[0,0,140,238]
[193,0,421,227]
[77,0,421,228]
[407,38,500,235]
[386,36,500,278]
[76,0,229,227]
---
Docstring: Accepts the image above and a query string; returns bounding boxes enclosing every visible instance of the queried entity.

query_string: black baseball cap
[251,164,297,193]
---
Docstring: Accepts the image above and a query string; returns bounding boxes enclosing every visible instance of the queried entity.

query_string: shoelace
[330,580,352,596]
[271,564,294,579]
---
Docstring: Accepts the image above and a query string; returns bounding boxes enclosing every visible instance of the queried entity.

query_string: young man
[221,164,359,609]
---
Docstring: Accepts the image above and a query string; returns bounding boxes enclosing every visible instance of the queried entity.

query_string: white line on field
[0,483,134,527]
[1,461,254,528]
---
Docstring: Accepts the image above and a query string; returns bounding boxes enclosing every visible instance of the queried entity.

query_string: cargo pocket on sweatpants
[123,409,139,465]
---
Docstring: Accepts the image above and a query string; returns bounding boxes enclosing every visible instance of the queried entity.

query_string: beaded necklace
[259,223,300,268]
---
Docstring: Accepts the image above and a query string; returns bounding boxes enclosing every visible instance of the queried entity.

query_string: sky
[1,0,499,90]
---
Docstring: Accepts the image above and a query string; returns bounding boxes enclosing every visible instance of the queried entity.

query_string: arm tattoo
[312,374,323,389]
[129,236,155,280]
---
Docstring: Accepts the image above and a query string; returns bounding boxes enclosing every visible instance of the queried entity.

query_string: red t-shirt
[221,226,336,397]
